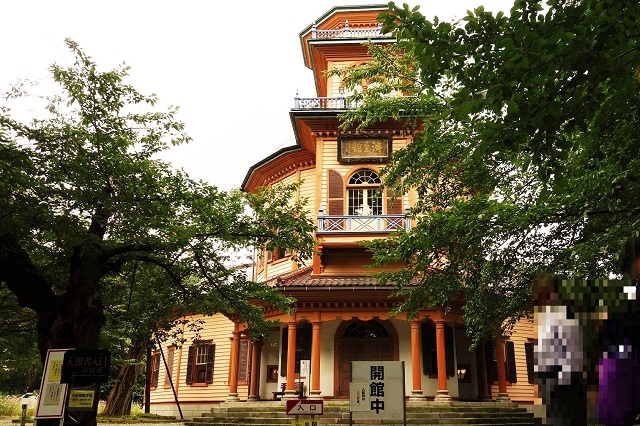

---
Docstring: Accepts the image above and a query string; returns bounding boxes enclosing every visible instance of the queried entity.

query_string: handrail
[311,22,387,39]
[317,212,410,233]
[293,96,362,110]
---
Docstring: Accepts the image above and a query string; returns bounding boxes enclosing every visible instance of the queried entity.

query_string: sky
[0,0,513,191]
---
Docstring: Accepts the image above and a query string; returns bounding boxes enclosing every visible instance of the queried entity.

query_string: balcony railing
[317,211,411,233]
[311,22,388,39]
[293,96,362,110]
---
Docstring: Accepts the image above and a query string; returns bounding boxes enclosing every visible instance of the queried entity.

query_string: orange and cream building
[149,4,539,418]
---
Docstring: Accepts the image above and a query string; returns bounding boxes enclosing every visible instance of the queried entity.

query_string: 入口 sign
[286,399,324,415]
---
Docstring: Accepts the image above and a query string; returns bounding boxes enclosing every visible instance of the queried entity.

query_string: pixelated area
[534,279,640,426]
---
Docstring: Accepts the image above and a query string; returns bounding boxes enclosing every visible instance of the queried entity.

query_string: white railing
[311,21,388,39]
[317,211,411,233]
[293,96,362,110]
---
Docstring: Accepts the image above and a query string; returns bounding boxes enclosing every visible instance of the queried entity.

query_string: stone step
[185,401,541,426]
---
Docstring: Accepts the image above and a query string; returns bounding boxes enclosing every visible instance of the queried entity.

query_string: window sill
[269,256,291,266]
[189,383,209,387]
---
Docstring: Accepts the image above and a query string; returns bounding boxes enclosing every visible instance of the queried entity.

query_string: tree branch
[0,233,57,314]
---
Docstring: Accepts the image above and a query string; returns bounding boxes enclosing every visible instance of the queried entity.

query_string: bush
[0,394,35,417]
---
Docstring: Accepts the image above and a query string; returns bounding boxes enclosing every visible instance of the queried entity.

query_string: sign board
[350,361,405,421]
[286,399,324,416]
[300,360,310,378]
[67,389,96,411]
[35,349,69,419]
[61,350,110,384]
[337,134,392,164]
[290,419,320,426]
[64,384,101,426]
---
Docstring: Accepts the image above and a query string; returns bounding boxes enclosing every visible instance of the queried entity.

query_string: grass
[0,394,35,417]
[97,401,145,416]
[0,394,147,420]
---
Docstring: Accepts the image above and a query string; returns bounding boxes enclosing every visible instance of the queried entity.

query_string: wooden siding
[490,318,539,403]
[259,170,316,282]
[329,60,355,97]
[264,258,293,281]
[151,314,236,402]
[322,247,404,275]
[299,169,315,215]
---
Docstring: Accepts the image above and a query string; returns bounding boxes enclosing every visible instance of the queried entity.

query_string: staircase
[188,401,543,426]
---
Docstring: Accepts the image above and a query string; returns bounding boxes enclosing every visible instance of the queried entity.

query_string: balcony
[293,96,362,110]
[311,22,388,40]
[317,211,410,234]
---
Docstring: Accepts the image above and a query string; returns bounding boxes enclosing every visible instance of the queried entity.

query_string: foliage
[331,0,640,344]
[0,288,41,393]
[0,394,36,417]
[0,39,314,361]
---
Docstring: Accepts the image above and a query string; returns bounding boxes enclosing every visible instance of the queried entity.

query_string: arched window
[347,169,382,216]
[342,319,391,338]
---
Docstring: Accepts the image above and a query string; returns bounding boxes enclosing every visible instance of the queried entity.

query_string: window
[164,347,174,388]
[347,169,382,216]
[186,344,215,385]
[272,247,290,262]
[150,352,160,389]
[421,321,455,377]
[485,340,517,383]
[280,323,312,377]
[343,319,390,338]
[267,365,279,383]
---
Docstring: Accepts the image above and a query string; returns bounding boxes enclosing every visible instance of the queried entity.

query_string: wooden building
[149,4,540,418]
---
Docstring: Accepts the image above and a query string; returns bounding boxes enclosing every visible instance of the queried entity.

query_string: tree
[0,287,41,393]
[330,0,640,343]
[0,39,314,412]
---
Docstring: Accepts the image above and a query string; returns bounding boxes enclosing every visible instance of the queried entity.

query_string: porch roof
[268,266,417,288]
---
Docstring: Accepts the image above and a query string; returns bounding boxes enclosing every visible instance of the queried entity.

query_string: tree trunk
[103,340,147,416]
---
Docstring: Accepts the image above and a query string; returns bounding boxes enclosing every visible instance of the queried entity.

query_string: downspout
[156,335,183,419]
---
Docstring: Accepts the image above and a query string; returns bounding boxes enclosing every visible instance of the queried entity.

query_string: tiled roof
[267,266,404,288]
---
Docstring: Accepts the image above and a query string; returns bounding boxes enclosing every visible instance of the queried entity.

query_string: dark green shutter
[280,328,288,377]
[486,340,498,382]
[525,342,535,384]
[297,323,312,373]
[152,353,160,388]
[445,325,455,377]
[421,321,435,375]
[205,344,215,384]
[186,346,194,385]
[506,341,517,383]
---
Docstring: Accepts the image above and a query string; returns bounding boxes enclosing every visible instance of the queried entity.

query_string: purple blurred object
[596,357,640,426]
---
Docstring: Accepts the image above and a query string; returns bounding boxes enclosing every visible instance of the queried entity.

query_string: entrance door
[337,320,395,397]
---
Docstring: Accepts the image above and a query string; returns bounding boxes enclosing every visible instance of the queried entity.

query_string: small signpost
[286,399,323,426]
[59,349,111,426]
[61,350,110,384]
[350,361,406,425]
[35,349,69,423]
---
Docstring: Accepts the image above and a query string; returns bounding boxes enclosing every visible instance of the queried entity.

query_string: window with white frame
[347,169,382,216]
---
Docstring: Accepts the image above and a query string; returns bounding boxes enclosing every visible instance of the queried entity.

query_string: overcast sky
[1,0,512,190]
